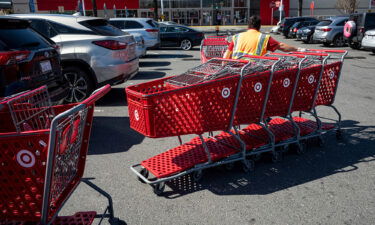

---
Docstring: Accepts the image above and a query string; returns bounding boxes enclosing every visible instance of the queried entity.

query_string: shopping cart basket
[0,85,123,225]
[200,37,230,63]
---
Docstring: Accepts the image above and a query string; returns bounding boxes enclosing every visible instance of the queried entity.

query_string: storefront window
[140,0,170,9]
[171,0,200,8]
[202,0,231,8]
[234,0,247,7]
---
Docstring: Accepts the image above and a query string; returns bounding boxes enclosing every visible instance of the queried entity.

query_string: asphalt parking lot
[61,34,375,225]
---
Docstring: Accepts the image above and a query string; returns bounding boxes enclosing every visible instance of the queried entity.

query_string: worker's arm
[223,49,232,59]
[277,42,299,52]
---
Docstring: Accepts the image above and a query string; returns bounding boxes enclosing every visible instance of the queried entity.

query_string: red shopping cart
[200,37,230,63]
[0,85,123,225]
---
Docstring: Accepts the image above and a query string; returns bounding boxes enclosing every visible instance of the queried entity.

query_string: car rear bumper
[95,57,139,85]
[362,38,375,49]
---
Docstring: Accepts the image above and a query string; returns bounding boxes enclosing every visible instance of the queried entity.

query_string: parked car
[281,17,318,37]
[344,12,375,49]
[132,33,147,58]
[159,25,204,50]
[288,20,320,38]
[0,16,67,102]
[270,21,281,34]
[296,25,317,44]
[313,16,348,47]
[361,29,375,53]
[109,18,160,49]
[159,21,178,26]
[13,14,138,103]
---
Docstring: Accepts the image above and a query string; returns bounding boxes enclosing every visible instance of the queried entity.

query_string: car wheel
[333,35,345,47]
[63,66,94,103]
[303,40,309,44]
[180,39,192,50]
[323,42,331,47]
[372,49,375,54]
[349,41,361,50]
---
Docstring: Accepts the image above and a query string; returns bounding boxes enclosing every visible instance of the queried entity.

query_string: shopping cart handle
[82,84,111,105]
[291,52,329,56]
[306,49,348,54]
[269,52,305,58]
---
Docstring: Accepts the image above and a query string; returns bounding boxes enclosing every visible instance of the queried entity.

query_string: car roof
[109,17,155,21]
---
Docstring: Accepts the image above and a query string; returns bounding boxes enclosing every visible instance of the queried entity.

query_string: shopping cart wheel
[138,168,149,184]
[242,159,255,173]
[153,182,165,196]
[296,142,307,155]
[193,170,203,182]
[271,151,283,163]
[317,136,325,148]
[109,217,127,225]
[224,162,235,171]
[336,129,343,140]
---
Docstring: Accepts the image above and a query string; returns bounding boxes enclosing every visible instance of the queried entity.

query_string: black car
[344,12,375,49]
[0,17,67,102]
[288,20,320,38]
[281,17,318,37]
[159,25,204,50]
[296,26,317,44]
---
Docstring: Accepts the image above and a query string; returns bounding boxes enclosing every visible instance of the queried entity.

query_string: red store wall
[260,0,289,25]
[37,0,139,11]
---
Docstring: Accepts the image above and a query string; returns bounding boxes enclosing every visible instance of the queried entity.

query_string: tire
[332,35,345,47]
[180,39,192,50]
[63,66,94,103]
[303,40,309,44]
[372,49,375,54]
[323,42,331,47]
[349,41,361,50]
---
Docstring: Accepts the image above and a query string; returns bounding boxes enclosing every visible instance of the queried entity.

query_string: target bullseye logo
[308,75,315,84]
[283,78,291,88]
[221,88,230,98]
[254,82,262,92]
[329,71,335,79]
[134,110,139,121]
[16,150,36,168]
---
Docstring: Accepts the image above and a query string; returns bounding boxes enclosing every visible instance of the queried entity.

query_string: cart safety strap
[232,29,270,59]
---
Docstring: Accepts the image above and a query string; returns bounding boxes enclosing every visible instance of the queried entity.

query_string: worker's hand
[297,47,307,52]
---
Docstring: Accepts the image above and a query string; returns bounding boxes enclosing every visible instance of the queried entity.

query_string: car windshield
[0,26,50,51]
[317,20,332,26]
[291,22,300,28]
[146,20,158,28]
[79,19,125,36]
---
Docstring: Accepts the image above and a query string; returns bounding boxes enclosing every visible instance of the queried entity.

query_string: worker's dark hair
[248,16,261,30]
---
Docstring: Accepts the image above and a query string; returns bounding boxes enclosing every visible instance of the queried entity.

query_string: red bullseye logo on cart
[221,88,230,98]
[283,78,291,88]
[308,75,315,84]
[254,82,262,92]
[134,110,139,121]
[16,150,36,168]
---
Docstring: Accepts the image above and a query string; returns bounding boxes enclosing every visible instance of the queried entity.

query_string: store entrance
[171,9,200,26]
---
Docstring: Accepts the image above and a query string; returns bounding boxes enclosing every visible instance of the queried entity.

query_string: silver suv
[13,14,139,103]
[109,18,160,49]
[313,16,348,47]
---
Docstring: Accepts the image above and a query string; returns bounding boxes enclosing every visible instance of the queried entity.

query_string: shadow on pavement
[145,53,193,59]
[161,120,375,199]
[132,71,167,80]
[96,88,127,107]
[140,61,171,67]
[89,116,144,155]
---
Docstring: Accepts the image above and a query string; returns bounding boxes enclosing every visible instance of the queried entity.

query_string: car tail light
[321,28,332,32]
[293,28,298,32]
[145,29,159,33]
[92,40,127,50]
[0,51,30,65]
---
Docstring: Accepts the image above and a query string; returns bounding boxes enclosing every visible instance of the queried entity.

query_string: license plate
[40,60,52,74]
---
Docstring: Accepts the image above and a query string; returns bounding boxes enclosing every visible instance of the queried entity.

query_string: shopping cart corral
[127,49,348,196]
[0,85,124,224]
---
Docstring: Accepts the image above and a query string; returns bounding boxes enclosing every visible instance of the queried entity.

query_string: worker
[223,15,305,59]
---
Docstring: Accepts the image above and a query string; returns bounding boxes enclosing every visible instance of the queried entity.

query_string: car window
[49,21,96,35]
[317,20,332,26]
[79,19,125,36]
[109,20,126,29]
[365,14,375,29]
[29,19,58,38]
[159,27,167,32]
[0,26,51,50]
[166,26,179,32]
[125,20,143,29]
[335,20,347,26]
[176,27,189,32]
[146,20,158,28]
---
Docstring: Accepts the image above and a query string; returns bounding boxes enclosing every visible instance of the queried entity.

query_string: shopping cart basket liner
[0,85,110,222]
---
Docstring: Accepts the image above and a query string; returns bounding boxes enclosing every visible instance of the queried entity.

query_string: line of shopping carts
[200,36,231,63]
[127,49,347,195]
[0,85,125,224]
